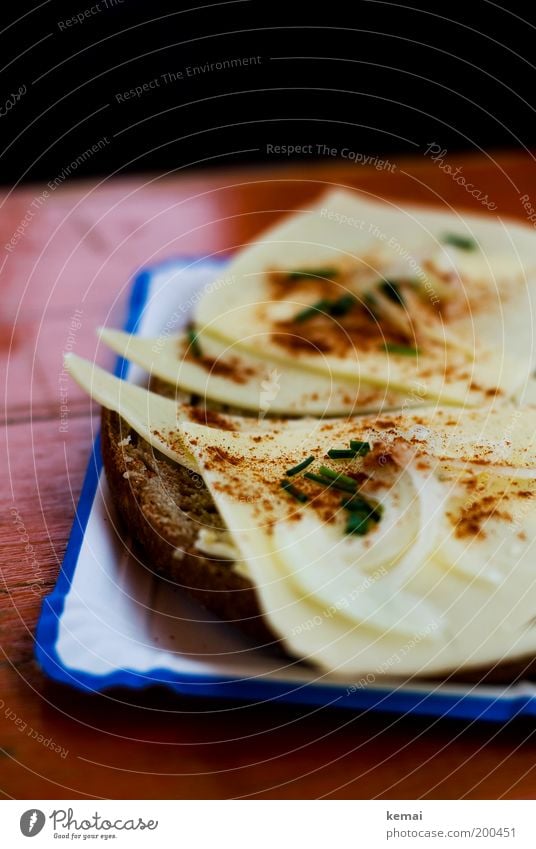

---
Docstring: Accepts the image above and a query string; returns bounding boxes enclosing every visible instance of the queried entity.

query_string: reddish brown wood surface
[3,154,536,800]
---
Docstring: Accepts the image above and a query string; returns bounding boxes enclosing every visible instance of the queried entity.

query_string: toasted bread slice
[100,406,274,642]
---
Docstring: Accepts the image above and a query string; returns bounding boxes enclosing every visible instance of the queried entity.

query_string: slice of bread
[100,406,274,642]
[101,405,536,683]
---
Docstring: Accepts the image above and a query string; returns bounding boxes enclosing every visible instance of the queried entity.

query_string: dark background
[0,0,534,186]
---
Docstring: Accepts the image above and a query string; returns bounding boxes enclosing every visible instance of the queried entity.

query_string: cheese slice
[193,189,536,405]
[65,354,322,472]
[65,353,198,471]
[361,405,536,475]
[66,356,536,479]
[434,474,536,585]
[179,413,536,677]
[98,326,418,416]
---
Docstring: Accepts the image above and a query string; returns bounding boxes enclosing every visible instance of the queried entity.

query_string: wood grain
[3,153,536,799]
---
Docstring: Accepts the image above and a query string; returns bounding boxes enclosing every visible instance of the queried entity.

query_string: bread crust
[100,407,274,642]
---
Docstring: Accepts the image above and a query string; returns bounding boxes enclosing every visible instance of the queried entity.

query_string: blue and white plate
[35,257,536,721]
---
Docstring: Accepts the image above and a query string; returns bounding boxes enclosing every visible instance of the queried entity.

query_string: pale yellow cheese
[193,189,536,406]
[65,353,198,471]
[98,326,419,416]
[65,354,323,471]
[179,414,536,677]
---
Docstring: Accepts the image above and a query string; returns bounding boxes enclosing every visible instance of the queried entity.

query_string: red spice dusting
[345,471,370,485]
[450,493,513,539]
[187,407,238,431]
[206,446,243,466]
[265,268,417,356]
[373,418,400,429]
[272,315,410,357]
[183,346,257,385]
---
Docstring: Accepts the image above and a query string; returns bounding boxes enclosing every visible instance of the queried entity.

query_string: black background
[1,0,534,186]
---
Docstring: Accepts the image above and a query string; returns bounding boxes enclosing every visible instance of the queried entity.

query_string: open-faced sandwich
[67,189,536,681]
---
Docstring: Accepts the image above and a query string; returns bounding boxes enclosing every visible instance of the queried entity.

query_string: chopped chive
[327,448,356,459]
[329,294,356,316]
[342,495,383,523]
[285,455,315,476]
[383,342,419,356]
[341,494,370,511]
[186,328,202,357]
[293,293,356,323]
[317,466,358,492]
[349,439,371,456]
[294,299,331,322]
[341,491,383,536]
[344,508,371,523]
[371,504,384,522]
[379,280,405,306]
[288,267,339,280]
[304,471,357,494]
[441,232,476,251]
[345,512,371,536]
[318,466,357,486]
[280,480,309,503]
[304,472,333,486]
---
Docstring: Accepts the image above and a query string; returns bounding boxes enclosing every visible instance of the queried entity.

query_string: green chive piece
[441,233,477,251]
[379,280,405,306]
[327,448,356,459]
[345,512,371,536]
[304,471,357,494]
[318,466,358,491]
[288,267,339,280]
[294,299,331,322]
[280,480,309,503]
[294,293,356,323]
[383,342,419,356]
[349,439,371,456]
[318,466,355,484]
[342,495,383,523]
[341,495,371,511]
[329,294,356,316]
[371,504,384,522]
[341,491,383,536]
[304,472,332,486]
[285,455,315,476]
[186,328,202,357]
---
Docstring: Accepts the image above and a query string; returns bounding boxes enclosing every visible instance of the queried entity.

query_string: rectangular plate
[35,257,536,721]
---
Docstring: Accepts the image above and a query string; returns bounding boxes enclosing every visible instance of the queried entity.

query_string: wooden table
[3,154,536,800]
